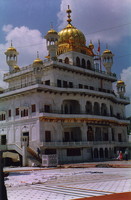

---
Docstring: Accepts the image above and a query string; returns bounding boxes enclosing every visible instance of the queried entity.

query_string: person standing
[119,151,123,160]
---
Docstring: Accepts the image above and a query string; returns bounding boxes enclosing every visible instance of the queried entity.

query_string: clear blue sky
[0,0,131,115]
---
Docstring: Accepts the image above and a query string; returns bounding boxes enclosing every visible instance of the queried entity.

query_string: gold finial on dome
[89,40,94,50]
[33,51,43,64]
[103,44,112,54]
[46,23,58,35]
[66,5,72,24]
[37,51,39,58]
[7,40,17,52]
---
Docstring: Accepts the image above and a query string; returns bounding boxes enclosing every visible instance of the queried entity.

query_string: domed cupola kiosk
[33,51,43,83]
[116,80,126,98]
[101,48,114,74]
[5,41,19,72]
[44,27,59,60]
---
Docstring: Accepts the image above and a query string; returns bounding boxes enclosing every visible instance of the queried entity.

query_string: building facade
[0,6,130,164]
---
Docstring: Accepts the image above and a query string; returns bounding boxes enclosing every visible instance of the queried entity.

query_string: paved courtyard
[5,163,131,200]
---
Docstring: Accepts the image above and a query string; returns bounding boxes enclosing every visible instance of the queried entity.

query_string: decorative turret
[33,51,43,83]
[88,40,94,50]
[5,41,19,72]
[116,79,126,98]
[101,48,114,73]
[44,26,59,60]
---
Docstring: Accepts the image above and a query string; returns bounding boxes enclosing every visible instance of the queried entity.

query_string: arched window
[94,102,100,115]
[87,60,91,69]
[103,127,108,141]
[65,57,69,64]
[95,127,101,141]
[110,105,113,117]
[64,57,69,64]
[86,101,92,114]
[64,104,68,114]
[94,148,98,158]
[105,148,108,158]
[109,148,112,158]
[100,148,104,158]
[62,100,80,114]
[82,58,86,68]
[76,57,80,66]
[87,126,94,141]
[101,103,108,116]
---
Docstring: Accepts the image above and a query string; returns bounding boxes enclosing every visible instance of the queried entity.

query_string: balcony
[40,141,131,148]
[39,109,129,122]
[0,79,129,105]
[55,61,117,81]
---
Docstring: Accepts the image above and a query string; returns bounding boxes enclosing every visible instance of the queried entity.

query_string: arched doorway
[87,60,91,69]
[94,102,100,115]
[86,101,92,114]
[94,148,99,158]
[87,126,94,141]
[100,148,104,158]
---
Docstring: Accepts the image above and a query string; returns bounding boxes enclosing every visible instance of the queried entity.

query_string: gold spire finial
[37,51,39,58]
[11,40,13,47]
[50,22,53,29]
[66,5,72,24]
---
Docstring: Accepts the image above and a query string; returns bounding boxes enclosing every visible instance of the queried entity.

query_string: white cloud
[0,25,47,88]
[121,66,131,117]
[2,24,13,33]
[58,0,131,44]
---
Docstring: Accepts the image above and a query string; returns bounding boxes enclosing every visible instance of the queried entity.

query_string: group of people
[117,150,128,161]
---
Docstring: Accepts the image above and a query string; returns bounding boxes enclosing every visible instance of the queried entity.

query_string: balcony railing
[39,109,128,121]
[40,141,131,148]
[2,80,116,95]
[3,59,117,78]
[1,79,129,103]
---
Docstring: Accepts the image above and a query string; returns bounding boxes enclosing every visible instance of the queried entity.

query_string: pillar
[22,136,28,166]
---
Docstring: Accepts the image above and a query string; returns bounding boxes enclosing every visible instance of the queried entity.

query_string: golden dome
[117,80,125,85]
[33,58,43,65]
[33,51,43,65]
[47,29,58,35]
[7,46,17,52]
[14,65,20,70]
[6,41,17,52]
[103,49,112,54]
[57,5,94,56]
[58,23,86,46]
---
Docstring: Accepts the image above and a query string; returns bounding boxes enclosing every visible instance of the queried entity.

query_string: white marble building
[0,6,130,164]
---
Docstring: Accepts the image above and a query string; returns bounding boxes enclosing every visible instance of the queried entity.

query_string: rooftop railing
[3,59,117,78]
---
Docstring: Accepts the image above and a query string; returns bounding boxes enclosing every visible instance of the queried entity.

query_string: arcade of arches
[61,56,92,69]
[61,100,115,117]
